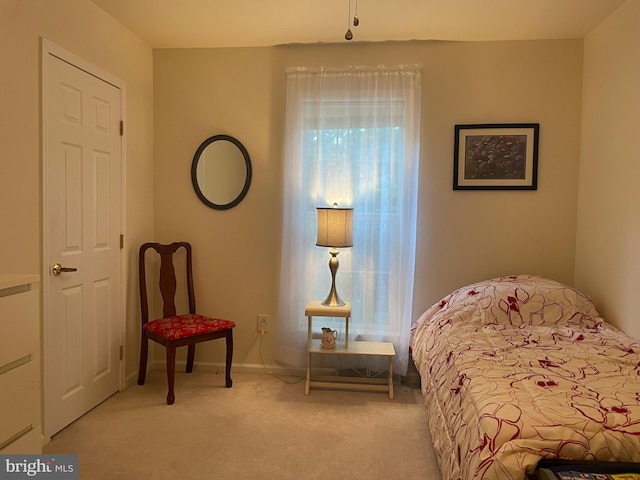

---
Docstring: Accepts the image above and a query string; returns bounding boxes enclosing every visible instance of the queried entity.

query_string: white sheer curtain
[277,65,421,375]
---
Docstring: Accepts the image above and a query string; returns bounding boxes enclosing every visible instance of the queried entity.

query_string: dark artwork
[464,134,527,180]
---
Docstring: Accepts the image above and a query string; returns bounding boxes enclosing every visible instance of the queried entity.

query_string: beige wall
[5,0,634,423]
[0,0,154,381]
[575,0,640,337]
[154,39,584,368]
[1,0,595,382]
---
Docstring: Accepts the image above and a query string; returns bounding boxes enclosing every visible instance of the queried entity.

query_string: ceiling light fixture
[345,0,360,41]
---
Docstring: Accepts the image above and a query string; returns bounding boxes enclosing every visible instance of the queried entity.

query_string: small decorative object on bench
[137,242,235,405]
[320,327,337,349]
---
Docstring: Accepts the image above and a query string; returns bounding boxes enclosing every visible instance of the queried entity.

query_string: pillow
[433,275,602,329]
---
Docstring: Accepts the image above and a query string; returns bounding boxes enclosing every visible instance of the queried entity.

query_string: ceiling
[88,0,626,49]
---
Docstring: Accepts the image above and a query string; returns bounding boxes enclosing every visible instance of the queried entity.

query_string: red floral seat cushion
[143,314,235,341]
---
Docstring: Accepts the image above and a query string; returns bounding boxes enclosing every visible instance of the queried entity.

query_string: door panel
[43,50,122,437]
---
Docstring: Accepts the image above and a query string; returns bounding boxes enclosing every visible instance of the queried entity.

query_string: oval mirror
[191,135,252,210]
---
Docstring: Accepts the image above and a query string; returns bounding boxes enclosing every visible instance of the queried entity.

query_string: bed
[409,275,640,480]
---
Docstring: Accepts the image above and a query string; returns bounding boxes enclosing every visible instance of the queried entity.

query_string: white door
[43,45,123,437]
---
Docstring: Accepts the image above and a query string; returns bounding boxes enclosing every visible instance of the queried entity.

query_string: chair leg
[186,344,195,373]
[225,329,233,388]
[166,344,176,405]
[138,333,149,385]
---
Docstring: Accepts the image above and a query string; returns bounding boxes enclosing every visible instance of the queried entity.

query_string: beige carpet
[44,370,442,480]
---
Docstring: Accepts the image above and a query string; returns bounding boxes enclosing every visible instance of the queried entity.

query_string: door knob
[52,263,78,276]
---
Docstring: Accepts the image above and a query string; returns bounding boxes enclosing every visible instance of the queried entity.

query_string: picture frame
[453,123,539,190]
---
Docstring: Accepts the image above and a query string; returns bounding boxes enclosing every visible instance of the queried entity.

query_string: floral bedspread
[410,275,640,480]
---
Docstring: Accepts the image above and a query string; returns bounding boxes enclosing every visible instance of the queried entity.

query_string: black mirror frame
[191,134,252,210]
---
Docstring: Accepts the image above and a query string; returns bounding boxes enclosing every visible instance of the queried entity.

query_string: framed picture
[453,123,539,190]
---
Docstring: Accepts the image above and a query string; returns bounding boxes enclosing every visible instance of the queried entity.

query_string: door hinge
[120,234,124,249]
[120,120,124,136]
[119,345,124,361]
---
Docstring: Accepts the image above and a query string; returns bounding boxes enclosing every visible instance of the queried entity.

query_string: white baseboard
[137,361,415,379]
[125,361,395,391]
[147,360,313,377]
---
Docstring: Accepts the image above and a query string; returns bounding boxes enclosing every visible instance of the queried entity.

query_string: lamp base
[321,248,345,307]
[321,288,345,307]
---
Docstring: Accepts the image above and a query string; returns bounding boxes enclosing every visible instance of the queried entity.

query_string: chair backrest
[139,242,197,325]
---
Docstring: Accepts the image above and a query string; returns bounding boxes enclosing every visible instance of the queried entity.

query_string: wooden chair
[137,242,234,404]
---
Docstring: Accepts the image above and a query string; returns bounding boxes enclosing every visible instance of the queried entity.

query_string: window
[278,66,421,375]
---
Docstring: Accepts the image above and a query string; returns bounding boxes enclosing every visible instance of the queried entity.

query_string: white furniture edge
[305,300,395,400]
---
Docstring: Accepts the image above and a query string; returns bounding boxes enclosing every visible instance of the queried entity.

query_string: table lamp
[316,203,353,307]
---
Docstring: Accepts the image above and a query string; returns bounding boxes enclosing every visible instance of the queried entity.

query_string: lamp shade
[316,206,353,248]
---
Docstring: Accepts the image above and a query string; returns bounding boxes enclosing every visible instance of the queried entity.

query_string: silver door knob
[52,263,78,276]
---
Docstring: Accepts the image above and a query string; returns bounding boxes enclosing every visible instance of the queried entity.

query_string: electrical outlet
[257,314,269,333]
